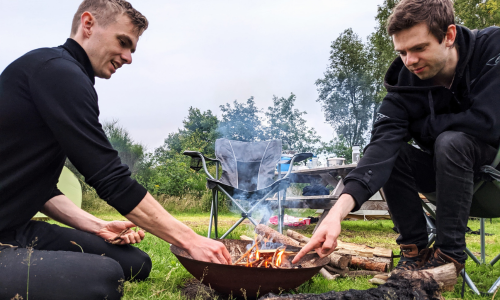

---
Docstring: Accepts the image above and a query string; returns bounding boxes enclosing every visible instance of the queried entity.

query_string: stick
[271,246,286,269]
[234,236,262,265]
[0,243,18,248]
[255,224,301,247]
[287,229,311,244]
[319,268,340,280]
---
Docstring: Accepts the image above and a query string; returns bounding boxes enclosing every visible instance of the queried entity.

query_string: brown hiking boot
[392,244,433,272]
[419,248,465,276]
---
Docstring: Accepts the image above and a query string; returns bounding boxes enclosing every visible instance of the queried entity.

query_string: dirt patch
[181,278,240,300]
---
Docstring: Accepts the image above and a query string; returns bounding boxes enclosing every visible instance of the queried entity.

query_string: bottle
[352,145,360,164]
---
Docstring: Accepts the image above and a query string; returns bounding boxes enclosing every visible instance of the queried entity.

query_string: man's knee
[125,247,152,281]
[434,131,474,162]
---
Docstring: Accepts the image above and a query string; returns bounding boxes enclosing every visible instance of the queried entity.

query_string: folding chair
[183,138,312,239]
[422,147,500,295]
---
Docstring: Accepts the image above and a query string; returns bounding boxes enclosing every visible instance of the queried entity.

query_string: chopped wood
[319,268,340,280]
[0,243,18,248]
[350,256,388,272]
[233,239,259,265]
[328,252,351,269]
[286,229,311,244]
[323,265,349,276]
[240,235,254,241]
[255,224,301,247]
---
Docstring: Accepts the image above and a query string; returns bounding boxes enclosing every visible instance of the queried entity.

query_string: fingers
[292,240,317,264]
[221,245,232,264]
[119,230,144,245]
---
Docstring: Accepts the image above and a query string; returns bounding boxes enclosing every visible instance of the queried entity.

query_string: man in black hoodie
[294,0,500,277]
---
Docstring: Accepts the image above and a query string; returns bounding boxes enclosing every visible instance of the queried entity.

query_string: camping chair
[421,147,500,295]
[183,138,312,239]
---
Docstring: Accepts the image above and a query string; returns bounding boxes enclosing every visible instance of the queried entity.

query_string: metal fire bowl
[171,239,329,298]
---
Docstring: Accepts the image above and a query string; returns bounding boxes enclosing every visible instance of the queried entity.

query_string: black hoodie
[342,25,500,211]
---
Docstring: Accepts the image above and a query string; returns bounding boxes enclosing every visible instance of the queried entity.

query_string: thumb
[122,221,137,228]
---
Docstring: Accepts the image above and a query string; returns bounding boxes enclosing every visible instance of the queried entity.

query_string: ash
[259,271,442,300]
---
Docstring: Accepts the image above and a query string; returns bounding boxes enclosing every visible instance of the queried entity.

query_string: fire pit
[171,239,329,298]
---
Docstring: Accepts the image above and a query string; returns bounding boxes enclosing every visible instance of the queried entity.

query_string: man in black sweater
[0,1,230,299]
[294,0,500,280]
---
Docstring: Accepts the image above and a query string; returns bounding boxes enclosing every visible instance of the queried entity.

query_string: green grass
[66,210,500,300]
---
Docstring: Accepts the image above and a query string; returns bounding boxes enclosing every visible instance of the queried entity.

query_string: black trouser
[383,131,497,263]
[0,220,152,300]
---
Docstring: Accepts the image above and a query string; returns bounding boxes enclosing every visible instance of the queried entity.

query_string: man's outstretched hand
[291,213,341,264]
[96,220,145,245]
[185,235,232,265]
[291,194,356,264]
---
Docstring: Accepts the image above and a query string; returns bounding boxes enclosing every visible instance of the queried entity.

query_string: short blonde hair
[71,0,148,36]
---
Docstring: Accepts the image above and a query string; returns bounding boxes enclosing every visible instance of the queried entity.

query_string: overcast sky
[1,0,385,151]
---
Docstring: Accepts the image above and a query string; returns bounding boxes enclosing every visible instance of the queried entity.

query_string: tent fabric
[209,139,282,193]
[34,166,82,218]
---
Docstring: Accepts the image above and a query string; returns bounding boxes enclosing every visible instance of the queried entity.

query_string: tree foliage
[264,93,320,152]
[103,120,145,174]
[455,0,500,28]
[316,28,375,148]
[218,97,266,142]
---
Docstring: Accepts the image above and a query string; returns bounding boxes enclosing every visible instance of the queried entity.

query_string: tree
[367,0,399,111]
[455,0,500,29]
[103,120,145,174]
[318,135,353,164]
[218,97,265,142]
[316,28,375,148]
[264,93,320,152]
[155,107,220,160]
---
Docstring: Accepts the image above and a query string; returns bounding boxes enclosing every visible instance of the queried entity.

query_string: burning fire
[235,239,287,268]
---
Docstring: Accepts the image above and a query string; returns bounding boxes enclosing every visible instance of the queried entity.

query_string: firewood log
[319,268,340,280]
[350,256,388,272]
[328,252,351,269]
[286,229,311,244]
[323,265,349,276]
[255,224,301,247]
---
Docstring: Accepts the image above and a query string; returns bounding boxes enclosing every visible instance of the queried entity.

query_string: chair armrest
[183,150,219,162]
[281,152,313,178]
[182,150,217,179]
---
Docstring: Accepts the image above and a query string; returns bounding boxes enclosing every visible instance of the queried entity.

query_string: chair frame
[183,150,312,239]
[422,146,500,295]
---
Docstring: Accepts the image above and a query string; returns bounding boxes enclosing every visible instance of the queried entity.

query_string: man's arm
[41,195,144,244]
[125,192,232,264]
[292,194,355,263]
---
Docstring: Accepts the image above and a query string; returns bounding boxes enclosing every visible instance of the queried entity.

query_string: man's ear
[444,24,457,47]
[80,11,96,38]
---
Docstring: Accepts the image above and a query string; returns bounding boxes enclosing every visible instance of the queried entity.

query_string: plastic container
[278,156,292,172]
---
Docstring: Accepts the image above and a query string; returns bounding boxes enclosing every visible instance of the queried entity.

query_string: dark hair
[71,0,148,36]
[387,0,454,43]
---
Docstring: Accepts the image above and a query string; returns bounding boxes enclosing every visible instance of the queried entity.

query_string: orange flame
[276,249,285,266]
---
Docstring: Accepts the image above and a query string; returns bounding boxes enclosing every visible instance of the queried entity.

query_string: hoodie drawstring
[428,90,436,121]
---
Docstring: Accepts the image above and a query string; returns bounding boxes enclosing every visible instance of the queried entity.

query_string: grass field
[76,209,500,300]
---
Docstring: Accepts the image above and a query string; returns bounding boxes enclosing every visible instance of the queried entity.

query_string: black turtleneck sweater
[0,38,147,234]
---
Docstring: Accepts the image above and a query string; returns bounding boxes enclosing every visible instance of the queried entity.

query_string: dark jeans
[383,131,497,263]
[0,221,152,300]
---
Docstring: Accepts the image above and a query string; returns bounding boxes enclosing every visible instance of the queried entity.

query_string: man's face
[392,22,452,81]
[85,14,139,79]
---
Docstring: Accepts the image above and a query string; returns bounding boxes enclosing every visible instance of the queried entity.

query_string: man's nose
[122,50,132,64]
[405,52,418,66]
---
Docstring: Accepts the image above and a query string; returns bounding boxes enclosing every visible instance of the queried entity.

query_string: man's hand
[292,213,341,263]
[96,221,145,245]
[185,235,232,265]
[292,194,356,264]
